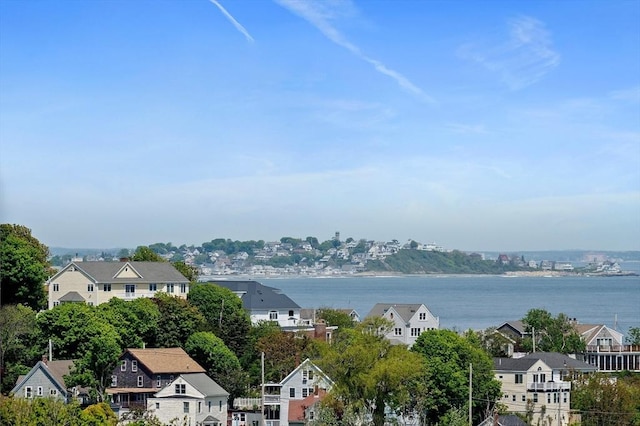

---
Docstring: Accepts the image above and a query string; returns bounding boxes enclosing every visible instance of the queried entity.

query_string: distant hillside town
[49,232,637,277]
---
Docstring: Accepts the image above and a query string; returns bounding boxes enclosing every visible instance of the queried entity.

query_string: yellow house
[47,261,189,309]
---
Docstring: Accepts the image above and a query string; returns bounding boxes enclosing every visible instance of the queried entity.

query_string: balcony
[527,382,571,392]
[586,345,640,353]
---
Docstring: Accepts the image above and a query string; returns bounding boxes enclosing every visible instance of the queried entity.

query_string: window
[540,374,546,382]
[87,283,94,292]
[288,310,294,317]
[175,383,186,394]
[104,283,111,292]
[563,393,567,403]
[394,328,402,336]
[308,370,314,380]
[522,395,526,402]
[25,386,32,398]
[137,376,143,387]
[50,389,57,396]
[167,283,174,293]
[53,283,59,292]
[533,393,538,403]
[111,375,117,387]
[290,388,296,398]
[547,393,551,403]
[515,374,523,384]
[198,401,202,413]
[219,400,222,411]
[411,327,421,337]
[269,311,278,320]
[533,374,538,383]
[180,283,187,293]
[419,312,426,320]
[88,302,94,306]
[156,402,160,409]
[512,395,516,402]
[53,301,60,307]
[183,402,189,413]
[208,401,212,412]
[132,360,138,372]
[125,284,136,296]
[157,376,161,387]
[121,360,127,371]
[149,283,157,292]
[37,386,43,396]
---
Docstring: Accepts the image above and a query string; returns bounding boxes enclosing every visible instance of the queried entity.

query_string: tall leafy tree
[240,321,282,386]
[411,329,502,425]
[0,224,52,310]
[185,332,247,403]
[572,373,640,426]
[172,260,199,282]
[187,283,250,357]
[130,246,165,262]
[97,298,160,349]
[151,293,206,348]
[0,304,39,393]
[317,318,425,426]
[521,308,585,353]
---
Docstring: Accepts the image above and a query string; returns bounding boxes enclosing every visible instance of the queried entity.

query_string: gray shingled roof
[521,352,597,372]
[59,291,85,302]
[366,303,423,323]
[209,280,300,310]
[181,373,229,397]
[494,357,538,372]
[61,262,188,284]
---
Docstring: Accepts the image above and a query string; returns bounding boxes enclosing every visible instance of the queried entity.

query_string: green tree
[572,373,640,426]
[256,331,313,382]
[172,261,199,282]
[411,329,502,425]
[476,327,513,357]
[0,395,88,425]
[0,224,52,310]
[97,297,160,349]
[521,309,585,353]
[184,331,247,403]
[240,321,282,386]
[131,246,165,262]
[188,283,250,357]
[316,307,355,331]
[317,318,425,426]
[627,327,640,345]
[82,402,118,425]
[152,293,206,348]
[0,304,39,393]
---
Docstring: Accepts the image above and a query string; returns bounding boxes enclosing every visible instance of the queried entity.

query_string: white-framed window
[156,402,160,409]
[149,283,157,292]
[156,375,161,387]
[302,387,314,397]
[198,401,202,413]
[53,283,59,292]
[53,301,60,307]
[180,283,187,293]
[125,284,136,296]
[290,388,295,397]
[419,312,426,320]
[219,400,222,411]
[25,386,33,398]
[269,311,278,320]
[175,383,186,394]
[111,375,117,387]
[515,374,523,384]
[104,283,112,292]
[183,402,189,413]
[50,389,58,396]
[37,386,43,396]
[88,302,94,306]
[132,360,138,372]
[533,393,538,402]
[411,328,421,337]
[394,328,402,336]
[167,283,174,293]
[208,401,212,412]
[137,376,143,387]
[87,284,94,292]
[121,360,127,371]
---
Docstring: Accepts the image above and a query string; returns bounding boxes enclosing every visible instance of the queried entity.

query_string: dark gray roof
[54,262,188,284]
[521,352,597,372]
[497,320,525,335]
[366,303,424,323]
[494,357,538,372]
[59,291,85,302]
[181,373,229,397]
[209,280,300,310]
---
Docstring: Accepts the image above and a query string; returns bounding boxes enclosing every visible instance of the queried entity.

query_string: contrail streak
[209,0,254,43]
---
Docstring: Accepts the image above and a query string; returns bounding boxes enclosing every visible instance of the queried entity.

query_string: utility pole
[532,327,536,352]
[261,352,265,426]
[469,363,473,426]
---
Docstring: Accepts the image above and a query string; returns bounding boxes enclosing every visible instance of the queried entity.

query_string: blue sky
[1,0,639,251]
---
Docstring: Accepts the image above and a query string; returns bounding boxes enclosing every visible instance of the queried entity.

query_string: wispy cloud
[458,16,560,90]
[273,0,434,103]
[609,86,640,103]
[209,0,254,43]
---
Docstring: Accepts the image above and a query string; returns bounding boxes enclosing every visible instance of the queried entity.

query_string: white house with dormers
[366,303,440,347]
[209,280,301,328]
[147,373,228,426]
[47,261,189,309]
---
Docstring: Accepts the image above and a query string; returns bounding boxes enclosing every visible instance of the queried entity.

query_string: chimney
[493,411,499,426]
[314,320,327,340]
[42,355,48,365]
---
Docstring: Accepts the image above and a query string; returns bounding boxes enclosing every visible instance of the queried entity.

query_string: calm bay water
[254,273,640,335]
